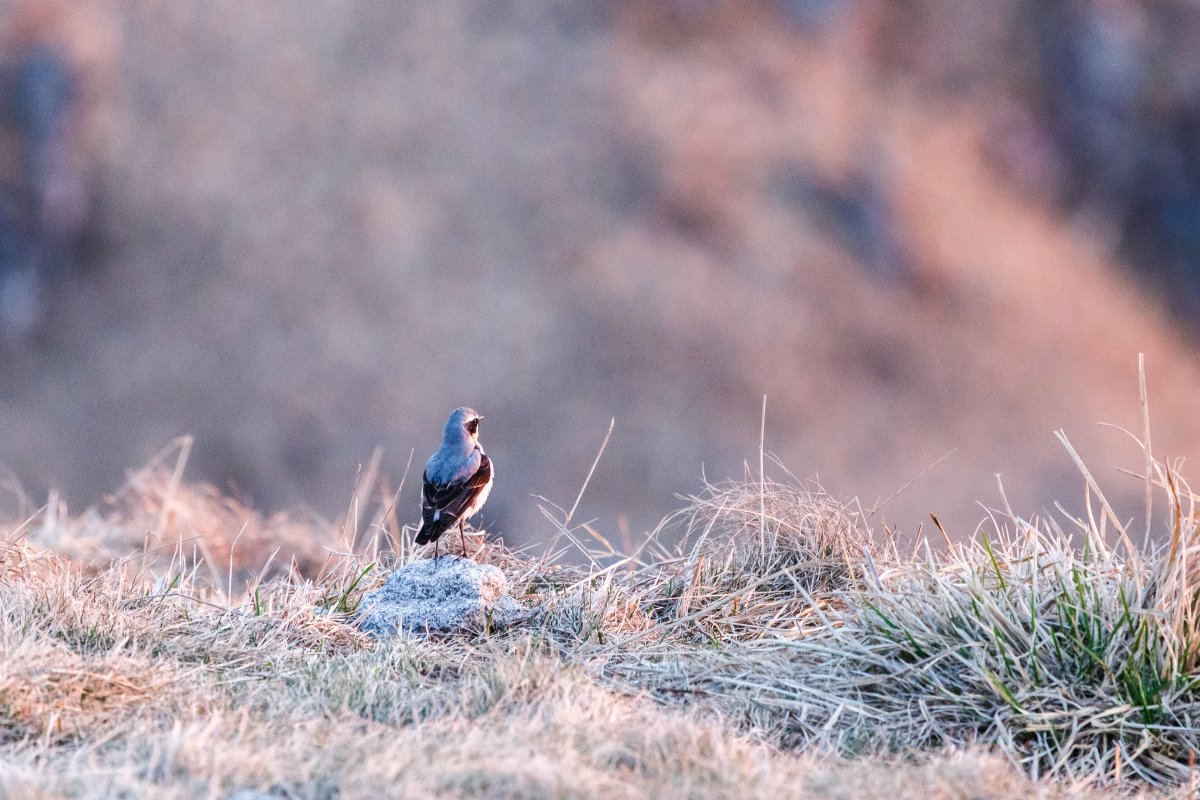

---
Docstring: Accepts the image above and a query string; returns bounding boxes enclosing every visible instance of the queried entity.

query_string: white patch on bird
[433,511,440,521]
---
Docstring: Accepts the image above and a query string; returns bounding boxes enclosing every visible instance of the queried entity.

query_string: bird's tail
[414,520,447,546]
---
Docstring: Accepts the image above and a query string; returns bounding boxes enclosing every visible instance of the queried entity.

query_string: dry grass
[14,438,337,586]
[640,470,871,640]
[4,434,1200,797]
[0,531,1044,800]
[6,1,1200,560]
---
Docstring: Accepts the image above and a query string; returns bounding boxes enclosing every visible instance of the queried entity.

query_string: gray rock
[356,555,525,637]
[228,789,296,800]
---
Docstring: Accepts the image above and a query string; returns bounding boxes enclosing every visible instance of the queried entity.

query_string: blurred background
[0,0,1199,546]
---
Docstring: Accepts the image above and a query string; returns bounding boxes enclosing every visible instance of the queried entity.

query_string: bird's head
[444,406,484,444]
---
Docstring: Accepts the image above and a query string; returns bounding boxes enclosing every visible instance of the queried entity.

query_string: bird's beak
[477,416,485,422]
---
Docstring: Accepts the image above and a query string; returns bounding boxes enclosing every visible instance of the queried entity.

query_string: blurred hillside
[0,0,1198,545]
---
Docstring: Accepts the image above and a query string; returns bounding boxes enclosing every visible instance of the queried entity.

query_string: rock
[228,789,296,800]
[356,555,525,637]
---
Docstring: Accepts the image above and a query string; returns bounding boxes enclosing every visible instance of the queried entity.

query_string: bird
[415,407,493,558]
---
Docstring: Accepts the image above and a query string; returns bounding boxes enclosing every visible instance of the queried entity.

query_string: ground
[2,441,1197,798]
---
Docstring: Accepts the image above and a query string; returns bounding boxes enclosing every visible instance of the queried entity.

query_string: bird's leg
[433,537,440,561]
[459,520,469,558]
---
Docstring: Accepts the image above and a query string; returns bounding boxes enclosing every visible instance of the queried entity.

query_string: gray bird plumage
[415,407,493,556]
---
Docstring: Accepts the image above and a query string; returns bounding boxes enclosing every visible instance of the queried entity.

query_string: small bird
[415,407,493,558]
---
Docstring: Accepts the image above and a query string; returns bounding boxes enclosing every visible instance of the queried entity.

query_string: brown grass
[4,428,1200,796]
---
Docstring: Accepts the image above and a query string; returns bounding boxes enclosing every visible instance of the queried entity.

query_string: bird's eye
[466,418,479,435]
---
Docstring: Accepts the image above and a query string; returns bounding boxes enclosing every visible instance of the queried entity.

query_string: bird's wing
[421,454,492,528]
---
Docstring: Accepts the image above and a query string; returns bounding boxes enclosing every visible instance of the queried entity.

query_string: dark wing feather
[415,455,492,544]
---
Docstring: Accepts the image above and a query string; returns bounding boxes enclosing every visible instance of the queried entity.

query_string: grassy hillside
[3,430,1198,797]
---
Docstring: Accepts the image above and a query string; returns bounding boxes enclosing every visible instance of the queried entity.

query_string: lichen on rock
[356,555,526,637]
